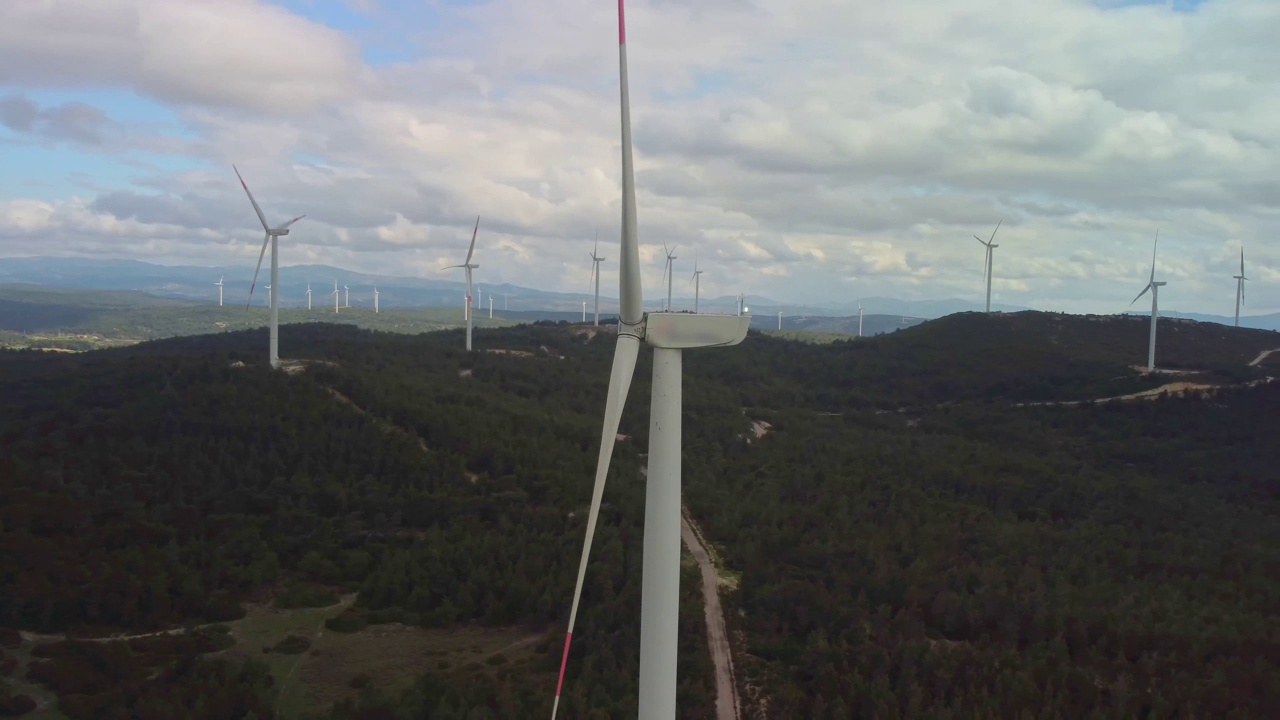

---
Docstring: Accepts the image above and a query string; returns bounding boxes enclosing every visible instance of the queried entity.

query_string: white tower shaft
[269,237,279,368]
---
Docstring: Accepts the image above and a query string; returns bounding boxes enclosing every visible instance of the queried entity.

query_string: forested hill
[0,314,1277,718]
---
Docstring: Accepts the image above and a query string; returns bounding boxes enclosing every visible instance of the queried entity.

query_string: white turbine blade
[553,334,640,719]
[553,4,641,715]
[245,232,270,309]
[282,215,306,229]
[1149,229,1159,282]
[987,218,1002,245]
[232,165,271,232]
[974,235,988,247]
[464,216,480,264]
[1241,247,1245,276]
[1129,282,1152,307]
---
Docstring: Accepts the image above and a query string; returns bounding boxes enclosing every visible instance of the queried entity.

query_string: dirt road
[681,508,741,720]
[1248,348,1280,367]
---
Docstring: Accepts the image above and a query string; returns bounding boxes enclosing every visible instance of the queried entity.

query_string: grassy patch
[291,624,545,717]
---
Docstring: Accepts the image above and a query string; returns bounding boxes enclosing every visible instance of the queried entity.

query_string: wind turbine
[306,283,312,310]
[662,242,677,310]
[234,165,304,369]
[974,219,1002,314]
[551,3,751,717]
[265,284,272,308]
[1129,230,1168,371]
[1233,247,1248,328]
[443,217,481,351]
[589,230,606,326]
[332,280,339,314]
[857,299,864,338]
[582,301,587,322]
[215,276,224,307]
[374,286,380,314]
[777,309,783,330]
[343,284,350,308]
[489,295,493,319]
[690,252,703,313]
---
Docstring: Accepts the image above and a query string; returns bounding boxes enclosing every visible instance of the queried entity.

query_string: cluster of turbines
[977,222,1252,372]
[218,3,1264,717]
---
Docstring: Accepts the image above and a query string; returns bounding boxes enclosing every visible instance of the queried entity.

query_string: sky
[1,0,1278,315]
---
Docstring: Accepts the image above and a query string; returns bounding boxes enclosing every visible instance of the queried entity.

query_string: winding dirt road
[681,508,741,720]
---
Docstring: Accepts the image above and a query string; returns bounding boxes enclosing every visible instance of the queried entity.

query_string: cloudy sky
[1,0,1277,314]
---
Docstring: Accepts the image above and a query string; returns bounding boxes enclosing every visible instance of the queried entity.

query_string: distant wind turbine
[551,2,751,717]
[857,299,864,337]
[1129,230,1168,371]
[234,165,305,369]
[662,242,677,310]
[489,295,493,319]
[343,284,350,308]
[264,284,272,308]
[443,217,481,351]
[332,280,339,314]
[1233,246,1248,328]
[215,275,224,307]
[306,283,312,310]
[589,230,605,326]
[374,286,380,314]
[777,309,783,330]
[690,251,703,313]
[974,219,1002,314]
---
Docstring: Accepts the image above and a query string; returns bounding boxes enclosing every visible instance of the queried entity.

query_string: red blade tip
[618,0,626,44]
[555,631,573,696]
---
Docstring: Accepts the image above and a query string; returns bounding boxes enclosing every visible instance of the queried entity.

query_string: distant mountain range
[2,255,1278,332]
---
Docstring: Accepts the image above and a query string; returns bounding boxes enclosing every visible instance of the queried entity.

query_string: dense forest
[0,312,1277,717]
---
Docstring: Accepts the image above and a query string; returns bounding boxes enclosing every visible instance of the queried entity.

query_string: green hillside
[0,314,1276,718]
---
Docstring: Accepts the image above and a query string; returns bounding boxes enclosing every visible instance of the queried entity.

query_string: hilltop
[0,314,1276,718]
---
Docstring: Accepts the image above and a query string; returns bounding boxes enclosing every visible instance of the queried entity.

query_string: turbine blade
[1241,247,1245,276]
[465,216,480,264]
[282,215,306,229]
[245,232,270,309]
[1150,229,1159,282]
[988,218,1002,244]
[974,236,987,246]
[1129,283,1152,307]
[232,165,271,232]
[553,334,640,719]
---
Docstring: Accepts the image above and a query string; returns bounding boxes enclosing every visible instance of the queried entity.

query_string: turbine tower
[777,309,783,330]
[974,219,1002,313]
[589,230,606,326]
[343,284,350,308]
[690,252,703,313]
[662,242,677,310]
[374,286,380,314]
[265,284,272,308]
[1129,231,1168,371]
[552,3,750,717]
[215,275,224,307]
[234,165,305,369]
[443,217,481,351]
[1233,247,1248,328]
[489,295,493,319]
[857,299,864,338]
[332,280,339,313]
[306,283,312,310]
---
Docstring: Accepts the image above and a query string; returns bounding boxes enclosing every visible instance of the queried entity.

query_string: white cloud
[1,0,1279,314]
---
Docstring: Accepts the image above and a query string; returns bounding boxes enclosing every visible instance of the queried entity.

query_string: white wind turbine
[265,284,272,308]
[552,3,750,717]
[974,219,1002,313]
[690,252,703,313]
[332,280,340,313]
[1129,230,1168,371]
[1233,246,1247,328]
[662,242,677,310]
[857,299,864,337]
[234,165,304,369]
[489,295,493,319]
[343,284,350,308]
[443,216,481,351]
[374,286,380,314]
[777,309,783,330]
[306,283,312,310]
[589,230,606,326]
[215,275,224,307]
